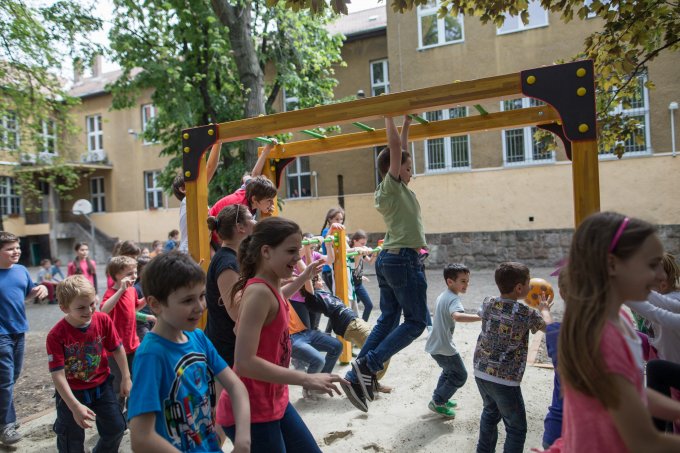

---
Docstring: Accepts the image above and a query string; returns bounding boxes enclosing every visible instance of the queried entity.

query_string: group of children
[2,113,680,453]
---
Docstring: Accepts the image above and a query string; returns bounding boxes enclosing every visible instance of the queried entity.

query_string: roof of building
[327,5,387,38]
[68,67,142,99]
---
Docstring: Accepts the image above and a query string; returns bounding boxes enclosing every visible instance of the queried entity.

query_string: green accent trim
[300,130,327,139]
[473,104,489,116]
[255,136,274,144]
[352,122,375,132]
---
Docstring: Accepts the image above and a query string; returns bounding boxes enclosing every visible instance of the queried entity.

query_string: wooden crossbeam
[215,73,520,143]
[260,106,560,159]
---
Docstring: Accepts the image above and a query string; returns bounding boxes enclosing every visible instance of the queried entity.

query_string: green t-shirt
[374,174,426,249]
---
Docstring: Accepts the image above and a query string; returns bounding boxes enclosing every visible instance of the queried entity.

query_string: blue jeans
[224,402,321,453]
[0,333,25,426]
[347,249,427,381]
[431,353,467,405]
[53,376,126,453]
[354,283,374,322]
[475,377,527,453]
[291,330,342,374]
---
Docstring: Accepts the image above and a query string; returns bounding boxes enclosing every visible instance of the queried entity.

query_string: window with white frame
[90,177,105,213]
[417,0,464,48]
[286,156,312,198]
[600,75,651,157]
[370,60,390,96]
[501,98,554,165]
[1,112,19,150]
[41,119,57,154]
[141,104,157,145]
[144,171,164,209]
[86,115,103,152]
[0,177,21,215]
[497,0,549,34]
[283,88,299,112]
[424,107,470,172]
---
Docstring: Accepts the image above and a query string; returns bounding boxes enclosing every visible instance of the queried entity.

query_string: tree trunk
[210,0,266,169]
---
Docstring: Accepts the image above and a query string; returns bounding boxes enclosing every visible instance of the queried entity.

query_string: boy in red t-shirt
[47,275,130,452]
[101,255,146,411]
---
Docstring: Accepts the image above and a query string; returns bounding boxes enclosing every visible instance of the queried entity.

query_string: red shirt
[46,312,122,390]
[102,286,143,354]
[216,278,291,426]
[208,188,248,244]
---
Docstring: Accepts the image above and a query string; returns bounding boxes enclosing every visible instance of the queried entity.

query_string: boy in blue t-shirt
[128,252,250,452]
[425,263,480,418]
[0,232,47,445]
[341,115,429,413]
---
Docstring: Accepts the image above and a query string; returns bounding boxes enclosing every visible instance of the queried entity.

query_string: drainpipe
[670,102,678,157]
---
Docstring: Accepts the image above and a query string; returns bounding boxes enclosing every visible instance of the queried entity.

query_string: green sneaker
[445,400,457,408]
[428,400,456,418]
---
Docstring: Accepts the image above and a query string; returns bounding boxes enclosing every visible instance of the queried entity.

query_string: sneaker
[352,358,375,402]
[0,424,22,445]
[446,400,457,408]
[340,381,368,412]
[428,400,456,418]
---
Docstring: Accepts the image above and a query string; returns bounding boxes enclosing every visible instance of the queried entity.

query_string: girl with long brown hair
[546,212,680,452]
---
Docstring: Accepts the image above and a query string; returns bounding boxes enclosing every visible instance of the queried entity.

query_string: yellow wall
[91,208,180,243]
[278,153,680,235]
[3,217,49,237]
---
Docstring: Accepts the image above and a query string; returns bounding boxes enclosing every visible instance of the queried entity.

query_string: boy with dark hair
[129,251,250,452]
[473,261,552,453]
[341,115,430,413]
[0,232,47,444]
[425,263,480,418]
[47,275,129,453]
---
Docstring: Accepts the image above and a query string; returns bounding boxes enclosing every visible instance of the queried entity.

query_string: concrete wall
[3,217,49,236]
[91,208,180,244]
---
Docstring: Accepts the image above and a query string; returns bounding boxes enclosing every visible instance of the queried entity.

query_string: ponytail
[231,235,256,304]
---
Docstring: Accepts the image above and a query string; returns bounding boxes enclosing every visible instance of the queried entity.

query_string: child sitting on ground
[128,252,250,452]
[473,262,552,453]
[101,256,147,411]
[37,258,58,304]
[47,275,129,453]
[425,263,480,418]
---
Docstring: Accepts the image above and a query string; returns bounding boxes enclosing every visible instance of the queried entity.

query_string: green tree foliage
[0,0,102,223]
[108,0,344,201]
[277,0,679,157]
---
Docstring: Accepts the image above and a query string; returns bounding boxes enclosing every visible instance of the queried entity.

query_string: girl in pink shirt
[216,217,345,452]
[545,212,680,452]
[67,242,97,293]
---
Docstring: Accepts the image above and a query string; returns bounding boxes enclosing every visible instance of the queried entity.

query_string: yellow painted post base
[571,139,600,225]
[338,335,352,365]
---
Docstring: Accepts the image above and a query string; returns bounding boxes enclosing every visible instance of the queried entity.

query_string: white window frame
[417,1,465,49]
[90,177,105,213]
[141,104,157,145]
[370,59,390,96]
[286,156,312,199]
[501,98,555,166]
[283,88,299,112]
[0,176,21,215]
[144,170,164,209]
[423,107,471,173]
[86,114,103,152]
[1,111,19,151]
[599,74,652,159]
[41,119,57,155]
[497,0,549,35]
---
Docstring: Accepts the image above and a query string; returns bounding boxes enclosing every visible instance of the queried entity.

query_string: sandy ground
[7,266,560,452]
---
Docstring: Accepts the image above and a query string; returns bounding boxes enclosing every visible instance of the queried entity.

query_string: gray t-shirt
[425,289,465,356]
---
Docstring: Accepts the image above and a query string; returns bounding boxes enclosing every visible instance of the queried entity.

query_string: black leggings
[647,359,680,432]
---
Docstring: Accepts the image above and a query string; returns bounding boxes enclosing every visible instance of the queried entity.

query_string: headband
[608,217,630,253]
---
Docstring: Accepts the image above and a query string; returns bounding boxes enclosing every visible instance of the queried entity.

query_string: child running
[473,262,552,453]
[47,275,129,452]
[128,252,250,452]
[342,114,428,412]
[425,263,479,418]
[216,217,345,452]
[545,212,680,451]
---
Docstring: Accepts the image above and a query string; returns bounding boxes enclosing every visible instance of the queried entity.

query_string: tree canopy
[108,0,344,201]
[1,0,103,225]
[274,0,679,156]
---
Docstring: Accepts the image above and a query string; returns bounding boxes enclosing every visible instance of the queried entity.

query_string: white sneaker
[0,424,22,445]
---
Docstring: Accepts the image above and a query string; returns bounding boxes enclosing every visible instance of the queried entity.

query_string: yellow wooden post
[185,154,211,328]
[260,149,279,218]
[571,139,600,226]
[331,229,353,364]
